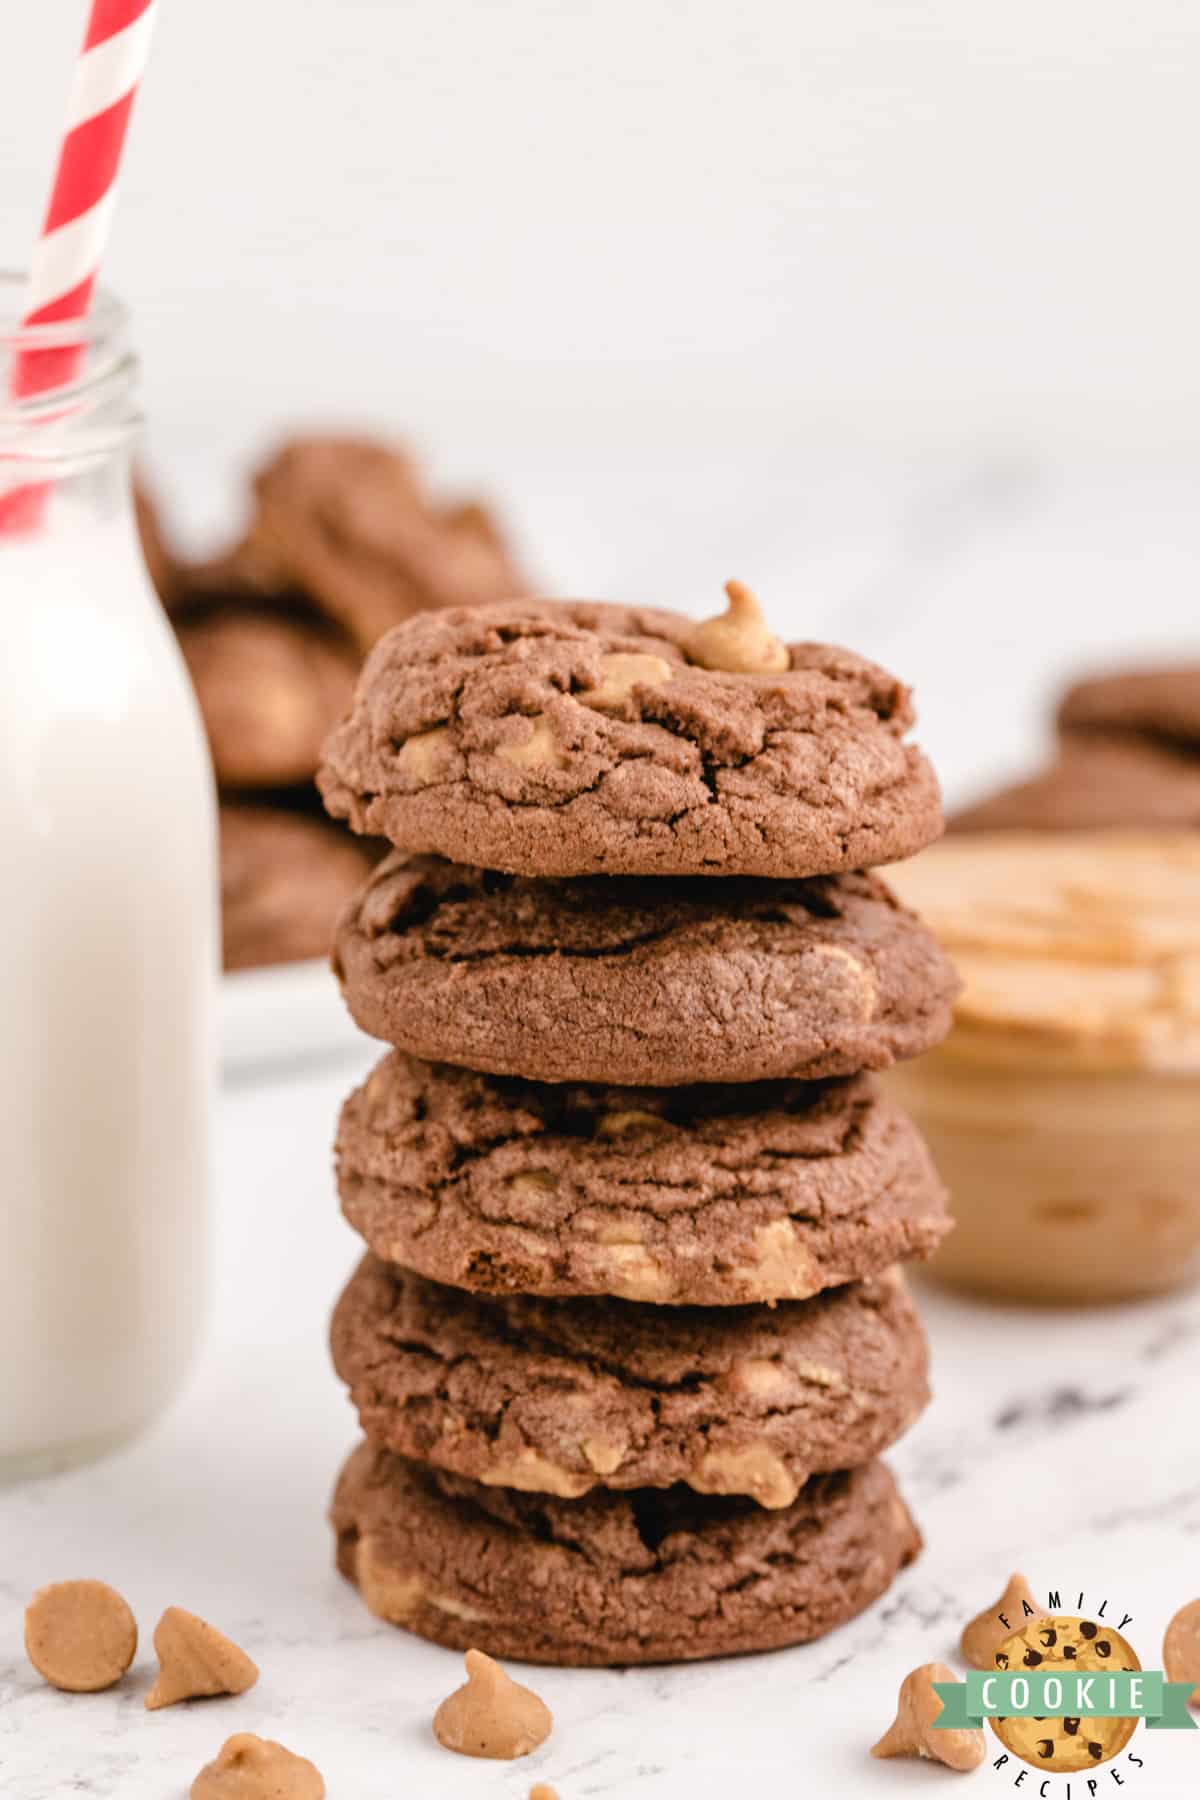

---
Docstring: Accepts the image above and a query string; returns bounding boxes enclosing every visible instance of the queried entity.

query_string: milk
[0,495,216,1477]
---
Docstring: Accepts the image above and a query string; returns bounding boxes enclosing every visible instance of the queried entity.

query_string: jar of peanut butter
[885,832,1200,1303]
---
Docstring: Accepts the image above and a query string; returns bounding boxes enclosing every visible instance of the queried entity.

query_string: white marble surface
[4,461,1200,1796]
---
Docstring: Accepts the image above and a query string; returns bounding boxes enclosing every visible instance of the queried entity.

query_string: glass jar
[888,1048,1200,1302]
[0,278,216,1478]
[887,831,1200,1304]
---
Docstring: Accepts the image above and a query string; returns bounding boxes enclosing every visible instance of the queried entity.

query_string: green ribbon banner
[933,1670,1197,1732]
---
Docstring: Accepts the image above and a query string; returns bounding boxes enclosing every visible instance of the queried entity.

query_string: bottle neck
[0,280,141,542]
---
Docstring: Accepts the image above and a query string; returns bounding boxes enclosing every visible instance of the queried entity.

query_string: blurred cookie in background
[220,802,379,972]
[953,659,1200,832]
[134,432,532,971]
[1058,663,1200,747]
[177,607,358,789]
[952,729,1200,832]
[214,436,528,653]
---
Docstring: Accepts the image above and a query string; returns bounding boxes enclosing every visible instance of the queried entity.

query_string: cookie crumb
[688,580,790,674]
[24,1579,138,1693]
[1163,1599,1200,1705]
[190,1732,324,1799]
[433,1647,552,1759]
[960,1572,1043,1669]
[145,1606,259,1709]
[872,1661,985,1771]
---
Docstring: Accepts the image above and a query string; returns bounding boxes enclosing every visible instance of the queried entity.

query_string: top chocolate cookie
[318,589,943,879]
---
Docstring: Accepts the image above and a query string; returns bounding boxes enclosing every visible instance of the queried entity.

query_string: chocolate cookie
[1059,665,1200,747]
[331,1257,928,1508]
[318,598,943,879]
[331,853,959,1085]
[220,804,377,972]
[952,733,1200,833]
[336,1055,950,1303]
[332,1442,921,1665]
[247,438,527,653]
[179,608,358,789]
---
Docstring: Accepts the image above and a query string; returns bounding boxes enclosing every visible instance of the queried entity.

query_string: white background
[4,0,1200,799]
[4,0,1200,464]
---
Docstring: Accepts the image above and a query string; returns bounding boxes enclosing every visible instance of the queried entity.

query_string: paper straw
[1,0,158,532]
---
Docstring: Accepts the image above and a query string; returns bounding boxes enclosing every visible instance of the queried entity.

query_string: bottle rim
[0,274,140,468]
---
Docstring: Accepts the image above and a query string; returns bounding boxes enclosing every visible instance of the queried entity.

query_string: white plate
[220,959,371,1077]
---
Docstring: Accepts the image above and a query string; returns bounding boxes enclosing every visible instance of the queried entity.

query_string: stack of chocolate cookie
[139,437,526,969]
[317,588,958,1666]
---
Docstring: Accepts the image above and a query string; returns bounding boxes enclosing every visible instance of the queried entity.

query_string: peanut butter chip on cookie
[433,1648,552,1759]
[1163,1598,1200,1704]
[960,1572,1043,1670]
[24,1579,137,1693]
[688,580,790,674]
[582,651,674,709]
[145,1606,259,1709]
[191,1733,325,1800]
[872,1661,985,1771]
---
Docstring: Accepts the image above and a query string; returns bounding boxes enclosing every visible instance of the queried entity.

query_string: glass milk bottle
[0,281,216,1478]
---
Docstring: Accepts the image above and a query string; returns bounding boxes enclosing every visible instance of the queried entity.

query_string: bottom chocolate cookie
[331,1442,921,1666]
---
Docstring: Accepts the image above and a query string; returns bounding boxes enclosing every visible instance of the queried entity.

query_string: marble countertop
[4,457,1200,1796]
[3,1039,1199,1799]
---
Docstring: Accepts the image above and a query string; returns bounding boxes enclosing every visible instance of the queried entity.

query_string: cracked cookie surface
[331,1441,921,1665]
[331,1257,928,1507]
[331,852,959,1085]
[336,1055,950,1303]
[317,601,943,878]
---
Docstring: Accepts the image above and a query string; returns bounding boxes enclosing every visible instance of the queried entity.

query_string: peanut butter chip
[595,1108,670,1137]
[433,1648,553,1760]
[960,1572,1043,1670]
[145,1606,260,1710]
[688,580,790,674]
[397,726,450,781]
[1163,1598,1200,1704]
[582,651,674,709]
[190,1733,325,1800]
[871,1661,985,1772]
[24,1579,137,1693]
[530,1787,560,1800]
[496,716,567,770]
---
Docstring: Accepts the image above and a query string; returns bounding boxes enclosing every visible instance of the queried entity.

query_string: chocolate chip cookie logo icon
[989,1616,1142,1774]
[934,1598,1197,1794]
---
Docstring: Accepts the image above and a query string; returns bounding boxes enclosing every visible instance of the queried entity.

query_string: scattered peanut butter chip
[530,1786,560,1800]
[24,1579,138,1693]
[1163,1598,1200,1704]
[190,1733,325,1800]
[688,580,790,674]
[145,1606,260,1709]
[871,1661,985,1772]
[960,1572,1043,1669]
[433,1648,553,1759]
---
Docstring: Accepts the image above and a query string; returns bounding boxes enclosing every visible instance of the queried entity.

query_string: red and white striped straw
[2,0,157,531]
